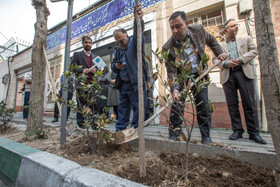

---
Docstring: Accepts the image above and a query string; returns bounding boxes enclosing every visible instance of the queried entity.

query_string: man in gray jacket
[213,19,266,144]
[163,11,227,144]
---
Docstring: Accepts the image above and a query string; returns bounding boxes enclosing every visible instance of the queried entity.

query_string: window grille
[188,10,225,66]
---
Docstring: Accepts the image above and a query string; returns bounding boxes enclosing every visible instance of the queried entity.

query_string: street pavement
[12,112,275,154]
[1,112,276,187]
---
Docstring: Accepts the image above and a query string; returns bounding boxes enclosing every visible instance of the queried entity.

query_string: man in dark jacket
[70,36,97,128]
[111,4,147,131]
[162,11,228,144]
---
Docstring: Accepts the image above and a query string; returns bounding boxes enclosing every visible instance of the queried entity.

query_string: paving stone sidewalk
[1,112,276,187]
[12,112,275,154]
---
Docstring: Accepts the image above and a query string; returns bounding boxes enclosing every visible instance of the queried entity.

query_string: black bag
[112,45,122,89]
[113,72,122,89]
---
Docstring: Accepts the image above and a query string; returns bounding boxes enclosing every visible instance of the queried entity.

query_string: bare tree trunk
[253,0,280,186]
[27,0,49,132]
[135,0,146,178]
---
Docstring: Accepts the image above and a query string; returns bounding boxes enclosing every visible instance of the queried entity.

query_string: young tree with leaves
[162,11,227,144]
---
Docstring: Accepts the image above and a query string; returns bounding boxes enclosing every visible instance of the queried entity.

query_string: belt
[231,66,242,71]
[122,80,131,84]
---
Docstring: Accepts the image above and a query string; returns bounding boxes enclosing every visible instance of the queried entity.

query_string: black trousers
[223,68,259,135]
[76,89,98,127]
[53,90,73,119]
[113,105,118,120]
[169,73,211,138]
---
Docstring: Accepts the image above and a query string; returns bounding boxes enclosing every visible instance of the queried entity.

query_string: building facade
[5,0,268,130]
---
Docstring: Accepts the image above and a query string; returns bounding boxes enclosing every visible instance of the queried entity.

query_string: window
[47,57,62,102]
[188,9,225,65]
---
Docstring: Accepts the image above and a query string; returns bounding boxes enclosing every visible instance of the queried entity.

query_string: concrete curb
[1,127,276,186]
[0,138,40,186]
[130,137,277,170]
[0,138,146,187]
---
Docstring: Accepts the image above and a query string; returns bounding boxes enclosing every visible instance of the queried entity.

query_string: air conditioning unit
[2,74,9,85]
[238,0,252,15]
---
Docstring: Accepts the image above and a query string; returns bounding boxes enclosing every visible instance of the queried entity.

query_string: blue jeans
[116,82,146,131]
[23,91,30,119]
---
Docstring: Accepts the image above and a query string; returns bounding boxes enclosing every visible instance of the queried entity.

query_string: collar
[186,30,190,40]
[226,36,236,43]
[83,50,91,56]
[174,30,190,47]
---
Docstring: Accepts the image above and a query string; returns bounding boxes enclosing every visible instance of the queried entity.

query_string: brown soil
[1,126,276,187]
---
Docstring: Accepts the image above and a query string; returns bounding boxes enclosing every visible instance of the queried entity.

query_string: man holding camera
[111,4,148,131]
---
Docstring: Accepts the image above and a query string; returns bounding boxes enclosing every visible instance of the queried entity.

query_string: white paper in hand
[91,56,106,70]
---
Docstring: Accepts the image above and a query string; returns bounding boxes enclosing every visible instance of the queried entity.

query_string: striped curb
[0,138,40,186]
[0,137,145,187]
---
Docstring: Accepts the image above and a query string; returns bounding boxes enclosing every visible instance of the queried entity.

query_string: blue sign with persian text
[46,0,162,50]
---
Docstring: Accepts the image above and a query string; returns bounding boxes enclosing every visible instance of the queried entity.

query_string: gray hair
[113,28,127,37]
[222,19,235,33]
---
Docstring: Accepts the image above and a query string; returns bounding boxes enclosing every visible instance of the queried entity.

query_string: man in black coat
[70,36,97,128]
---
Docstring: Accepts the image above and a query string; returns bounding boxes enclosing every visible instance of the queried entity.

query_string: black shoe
[91,123,98,130]
[202,137,213,144]
[169,127,181,140]
[78,125,86,129]
[249,134,267,144]
[51,118,58,123]
[169,134,179,140]
[229,132,243,140]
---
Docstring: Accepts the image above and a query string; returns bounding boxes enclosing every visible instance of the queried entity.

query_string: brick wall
[159,102,249,130]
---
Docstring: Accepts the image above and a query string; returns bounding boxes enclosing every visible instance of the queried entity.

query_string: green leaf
[179,115,184,121]
[154,103,160,108]
[196,100,203,107]
[100,95,107,100]
[146,55,151,62]
[181,131,189,142]
[201,53,209,66]
[210,103,214,113]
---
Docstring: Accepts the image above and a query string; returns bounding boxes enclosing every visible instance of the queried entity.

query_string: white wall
[7,48,32,109]
[0,60,9,102]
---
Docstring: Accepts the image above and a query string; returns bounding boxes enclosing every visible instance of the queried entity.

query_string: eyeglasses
[116,39,125,46]
[229,24,239,28]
